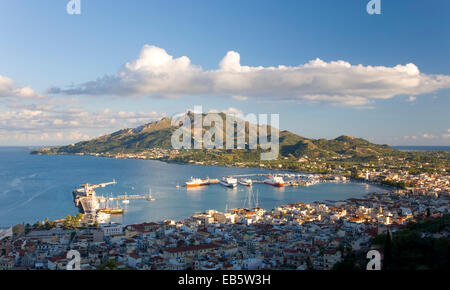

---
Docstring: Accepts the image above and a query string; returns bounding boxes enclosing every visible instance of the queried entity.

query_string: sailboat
[122,192,130,204]
[147,188,155,201]
[99,194,124,215]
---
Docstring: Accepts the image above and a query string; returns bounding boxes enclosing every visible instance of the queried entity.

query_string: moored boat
[264,175,285,187]
[185,177,211,188]
[95,211,111,223]
[239,178,253,186]
[220,177,238,188]
[98,208,124,215]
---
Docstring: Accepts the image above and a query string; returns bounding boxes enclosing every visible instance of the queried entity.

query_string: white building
[100,223,124,237]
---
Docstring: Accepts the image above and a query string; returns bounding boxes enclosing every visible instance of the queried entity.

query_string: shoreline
[6,150,394,229]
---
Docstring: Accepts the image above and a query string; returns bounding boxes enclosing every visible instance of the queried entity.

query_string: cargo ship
[220,177,238,188]
[185,177,211,188]
[264,175,285,187]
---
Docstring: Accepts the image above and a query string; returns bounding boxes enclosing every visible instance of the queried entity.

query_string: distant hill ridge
[34,112,397,158]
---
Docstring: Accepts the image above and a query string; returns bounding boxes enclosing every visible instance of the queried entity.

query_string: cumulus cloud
[0,75,42,99]
[0,102,166,144]
[232,95,248,101]
[51,44,450,107]
[422,133,437,139]
[207,107,244,116]
[406,96,416,102]
[0,106,164,132]
[441,129,450,139]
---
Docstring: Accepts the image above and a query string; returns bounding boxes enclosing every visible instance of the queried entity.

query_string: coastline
[16,149,395,229]
[30,150,397,189]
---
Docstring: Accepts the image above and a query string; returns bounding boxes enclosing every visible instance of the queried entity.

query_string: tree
[33,221,42,230]
[383,229,392,270]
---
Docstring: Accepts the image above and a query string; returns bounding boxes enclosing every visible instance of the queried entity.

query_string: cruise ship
[264,175,285,187]
[239,178,253,186]
[220,177,238,188]
[185,177,211,188]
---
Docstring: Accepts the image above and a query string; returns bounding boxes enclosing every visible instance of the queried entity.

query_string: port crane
[80,179,117,190]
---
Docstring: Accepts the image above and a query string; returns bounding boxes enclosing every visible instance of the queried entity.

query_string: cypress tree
[383,228,392,270]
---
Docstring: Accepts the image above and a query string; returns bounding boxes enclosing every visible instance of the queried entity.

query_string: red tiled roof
[128,253,140,259]
[165,243,221,253]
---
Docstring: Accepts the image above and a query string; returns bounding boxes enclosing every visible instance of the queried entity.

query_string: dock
[99,194,148,200]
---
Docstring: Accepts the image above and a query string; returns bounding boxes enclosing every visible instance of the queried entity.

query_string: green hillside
[32,112,399,160]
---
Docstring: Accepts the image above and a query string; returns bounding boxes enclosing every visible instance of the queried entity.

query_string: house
[323,249,342,270]
[127,253,142,268]
[100,223,124,237]
[47,254,67,270]
[0,256,15,270]
[164,243,221,259]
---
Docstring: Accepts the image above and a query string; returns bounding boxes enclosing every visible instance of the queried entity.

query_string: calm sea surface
[393,146,450,152]
[0,147,388,227]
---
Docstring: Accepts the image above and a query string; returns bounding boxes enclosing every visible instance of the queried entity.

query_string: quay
[98,194,148,200]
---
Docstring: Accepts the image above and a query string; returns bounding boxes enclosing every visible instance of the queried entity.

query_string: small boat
[185,177,210,188]
[95,211,110,223]
[122,193,130,204]
[220,177,238,188]
[147,189,155,201]
[264,175,285,187]
[239,178,253,186]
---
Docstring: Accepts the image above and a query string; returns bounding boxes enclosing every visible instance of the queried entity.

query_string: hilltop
[32,112,398,160]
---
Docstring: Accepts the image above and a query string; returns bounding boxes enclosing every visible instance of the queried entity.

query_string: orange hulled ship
[185,177,211,188]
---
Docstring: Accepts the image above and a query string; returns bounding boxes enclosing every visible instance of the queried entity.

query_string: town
[1,169,448,270]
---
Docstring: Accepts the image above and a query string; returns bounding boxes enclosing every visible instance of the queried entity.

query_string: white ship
[239,178,253,186]
[264,175,285,187]
[220,177,237,188]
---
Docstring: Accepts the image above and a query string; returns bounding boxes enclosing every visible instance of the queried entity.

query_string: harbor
[71,172,350,225]
[0,147,384,227]
[72,180,156,225]
[184,173,349,188]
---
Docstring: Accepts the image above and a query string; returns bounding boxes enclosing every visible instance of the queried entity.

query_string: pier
[98,194,148,200]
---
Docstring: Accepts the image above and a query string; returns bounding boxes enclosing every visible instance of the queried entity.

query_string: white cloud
[406,96,416,102]
[442,130,450,139]
[232,95,248,101]
[0,75,42,99]
[0,102,166,144]
[207,107,244,116]
[52,44,450,107]
[422,133,437,139]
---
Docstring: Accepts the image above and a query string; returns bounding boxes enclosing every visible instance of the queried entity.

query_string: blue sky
[0,0,449,145]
